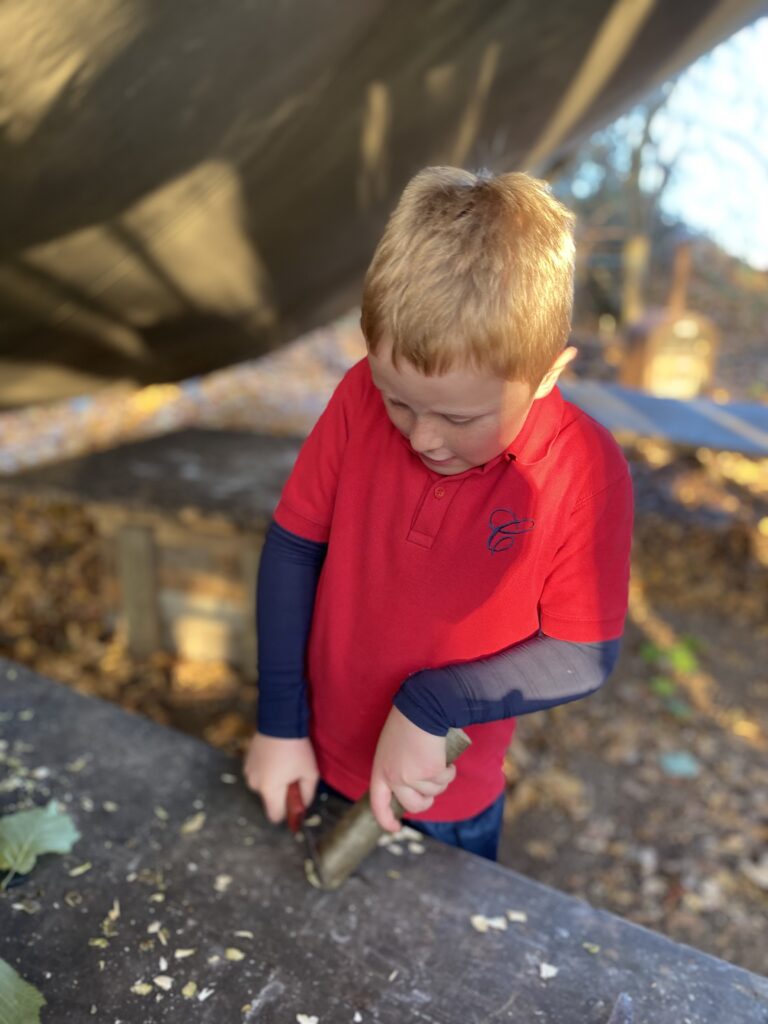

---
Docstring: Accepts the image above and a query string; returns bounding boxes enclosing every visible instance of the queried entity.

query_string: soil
[497,445,768,975]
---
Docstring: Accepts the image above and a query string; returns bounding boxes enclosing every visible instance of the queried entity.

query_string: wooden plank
[561,379,768,456]
[0,430,300,529]
[2,662,768,1024]
[115,523,161,658]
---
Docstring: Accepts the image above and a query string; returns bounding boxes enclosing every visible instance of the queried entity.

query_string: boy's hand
[370,707,456,832]
[243,732,319,825]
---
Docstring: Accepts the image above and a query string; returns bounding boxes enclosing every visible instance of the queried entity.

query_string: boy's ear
[533,346,578,399]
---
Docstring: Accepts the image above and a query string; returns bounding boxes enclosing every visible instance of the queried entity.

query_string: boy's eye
[384,396,474,425]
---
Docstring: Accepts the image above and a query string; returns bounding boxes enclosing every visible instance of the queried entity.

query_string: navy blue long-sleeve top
[256,521,620,738]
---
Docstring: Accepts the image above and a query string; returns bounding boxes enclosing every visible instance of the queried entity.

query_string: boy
[244,167,632,861]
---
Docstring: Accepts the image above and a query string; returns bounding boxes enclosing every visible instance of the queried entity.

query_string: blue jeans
[405,793,505,861]
[319,782,505,862]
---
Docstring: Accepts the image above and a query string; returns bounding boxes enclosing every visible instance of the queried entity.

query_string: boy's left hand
[370,707,456,832]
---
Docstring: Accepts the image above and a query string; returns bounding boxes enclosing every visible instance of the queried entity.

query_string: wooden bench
[2,661,767,1023]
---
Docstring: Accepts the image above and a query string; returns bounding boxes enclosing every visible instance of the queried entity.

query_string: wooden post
[116,524,161,658]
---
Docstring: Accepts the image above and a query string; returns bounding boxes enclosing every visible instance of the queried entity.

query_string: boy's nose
[409,415,443,454]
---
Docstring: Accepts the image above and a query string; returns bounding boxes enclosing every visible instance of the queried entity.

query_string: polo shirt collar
[504,385,565,466]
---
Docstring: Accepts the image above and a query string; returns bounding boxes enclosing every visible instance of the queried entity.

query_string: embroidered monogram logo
[487,508,535,553]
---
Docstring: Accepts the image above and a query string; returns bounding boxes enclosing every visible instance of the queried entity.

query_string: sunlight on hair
[362,167,575,388]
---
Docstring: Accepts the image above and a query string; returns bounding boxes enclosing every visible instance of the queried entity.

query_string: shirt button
[434,486,446,499]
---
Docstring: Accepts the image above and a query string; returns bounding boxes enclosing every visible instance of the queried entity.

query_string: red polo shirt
[274,358,632,819]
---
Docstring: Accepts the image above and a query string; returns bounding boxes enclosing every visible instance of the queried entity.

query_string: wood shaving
[174,948,196,959]
[296,1016,318,1024]
[181,981,197,999]
[180,812,206,834]
[507,910,528,923]
[407,842,426,855]
[12,898,41,914]
[68,861,92,877]
[214,874,233,893]
[198,987,215,1002]
[225,948,245,961]
[153,975,173,991]
[130,981,153,996]
[539,963,559,980]
[234,930,253,939]
[470,914,507,933]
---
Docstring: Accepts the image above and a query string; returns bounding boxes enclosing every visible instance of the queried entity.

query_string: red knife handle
[286,780,305,833]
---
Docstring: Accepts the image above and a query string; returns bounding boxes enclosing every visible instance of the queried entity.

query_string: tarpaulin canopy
[1,0,766,405]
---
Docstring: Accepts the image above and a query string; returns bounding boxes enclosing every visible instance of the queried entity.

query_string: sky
[655,16,768,270]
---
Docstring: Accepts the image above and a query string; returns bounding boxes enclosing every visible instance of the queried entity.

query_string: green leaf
[0,802,80,882]
[0,958,46,1024]
[639,642,662,665]
[650,675,676,697]
[667,643,699,674]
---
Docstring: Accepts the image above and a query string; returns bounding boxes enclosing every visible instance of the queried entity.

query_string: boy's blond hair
[361,167,575,389]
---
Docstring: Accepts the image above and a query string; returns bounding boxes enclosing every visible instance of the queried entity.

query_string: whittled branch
[305,728,471,891]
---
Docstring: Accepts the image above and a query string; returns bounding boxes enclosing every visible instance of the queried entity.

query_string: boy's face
[368,342,575,476]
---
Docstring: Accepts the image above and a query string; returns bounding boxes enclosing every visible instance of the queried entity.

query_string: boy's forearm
[393,634,621,736]
[256,521,327,737]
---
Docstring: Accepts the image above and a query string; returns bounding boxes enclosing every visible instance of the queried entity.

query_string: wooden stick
[305,728,471,891]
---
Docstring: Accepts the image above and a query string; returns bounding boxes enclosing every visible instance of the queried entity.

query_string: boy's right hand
[242,732,319,825]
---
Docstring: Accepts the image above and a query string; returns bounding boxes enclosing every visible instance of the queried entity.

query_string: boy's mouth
[420,453,456,466]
